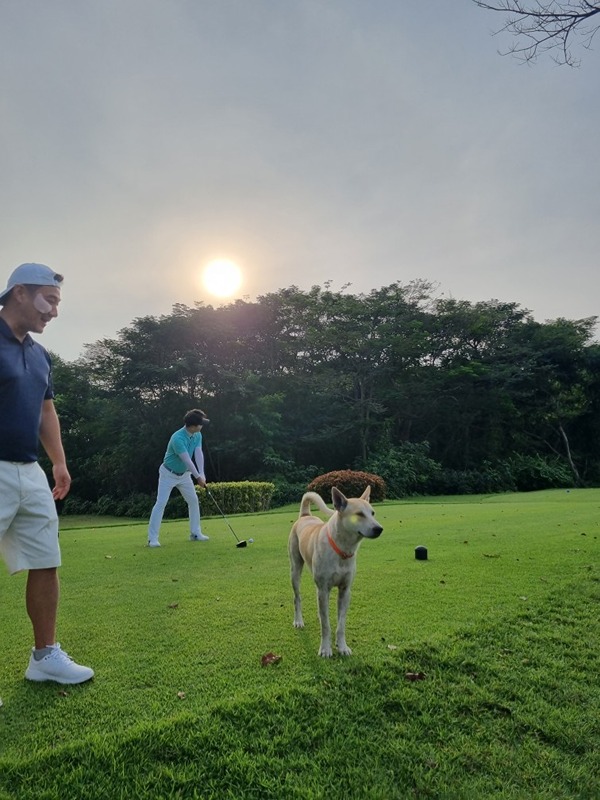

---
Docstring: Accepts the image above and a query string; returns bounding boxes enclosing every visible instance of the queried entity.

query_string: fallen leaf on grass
[261,652,282,667]
[58,690,69,697]
[104,555,113,559]
[168,602,179,609]
[404,672,426,682]
[177,691,186,700]
[387,644,398,651]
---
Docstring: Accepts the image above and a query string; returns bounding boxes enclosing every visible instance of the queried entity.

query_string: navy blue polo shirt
[0,317,54,462]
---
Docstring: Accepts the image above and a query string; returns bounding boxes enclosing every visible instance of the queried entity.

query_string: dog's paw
[318,646,333,658]
[293,619,305,629]
[337,645,353,656]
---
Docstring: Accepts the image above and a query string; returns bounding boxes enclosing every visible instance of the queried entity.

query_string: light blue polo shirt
[163,427,202,474]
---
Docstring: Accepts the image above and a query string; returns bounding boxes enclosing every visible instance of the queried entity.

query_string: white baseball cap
[0,263,64,304]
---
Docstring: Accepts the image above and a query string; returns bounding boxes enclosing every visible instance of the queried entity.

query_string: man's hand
[52,464,72,500]
[195,476,206,488]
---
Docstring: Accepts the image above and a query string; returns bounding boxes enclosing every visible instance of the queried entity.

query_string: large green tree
[51,283,600,501]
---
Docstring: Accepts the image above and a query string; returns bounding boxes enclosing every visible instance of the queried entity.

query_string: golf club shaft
[206,488,241,542]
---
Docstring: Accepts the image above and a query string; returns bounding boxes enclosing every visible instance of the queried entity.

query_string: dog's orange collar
[327,527,354,560]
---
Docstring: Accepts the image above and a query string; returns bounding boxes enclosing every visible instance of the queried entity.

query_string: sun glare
[202,259,243,298]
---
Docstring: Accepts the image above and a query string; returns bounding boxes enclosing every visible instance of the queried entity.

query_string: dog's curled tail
[299,492,335,518]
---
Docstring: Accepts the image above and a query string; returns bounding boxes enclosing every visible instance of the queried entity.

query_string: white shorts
[0,461,61,574]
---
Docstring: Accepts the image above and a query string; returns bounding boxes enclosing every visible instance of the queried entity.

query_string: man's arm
[194,445,206,485]
[39,399,71,500]
[177,450,206,487]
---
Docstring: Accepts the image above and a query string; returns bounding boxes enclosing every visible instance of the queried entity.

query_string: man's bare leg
[26,567,59,648]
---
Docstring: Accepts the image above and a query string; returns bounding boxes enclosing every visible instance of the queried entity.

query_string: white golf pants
[148,464,201,543]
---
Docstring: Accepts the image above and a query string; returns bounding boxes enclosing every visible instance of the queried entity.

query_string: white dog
[288,486,383,657]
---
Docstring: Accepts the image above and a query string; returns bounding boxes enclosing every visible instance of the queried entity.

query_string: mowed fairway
[1,489,599,799]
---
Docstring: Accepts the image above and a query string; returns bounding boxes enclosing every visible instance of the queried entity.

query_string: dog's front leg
[336,585,352,655]
[291,560,304,628]
[316,586,333,657]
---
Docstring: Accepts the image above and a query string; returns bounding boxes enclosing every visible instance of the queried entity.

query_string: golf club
[205,488,250,548]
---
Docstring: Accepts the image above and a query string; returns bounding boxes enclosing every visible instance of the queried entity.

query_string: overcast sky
[1,1,598,361]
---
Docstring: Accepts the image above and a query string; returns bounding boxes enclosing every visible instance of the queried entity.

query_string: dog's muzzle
[362,525,383,539]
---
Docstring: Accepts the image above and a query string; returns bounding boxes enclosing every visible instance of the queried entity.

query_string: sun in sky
[201,258,243,298]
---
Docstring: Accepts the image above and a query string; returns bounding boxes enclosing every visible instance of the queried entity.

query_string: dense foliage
[47,281,600,507]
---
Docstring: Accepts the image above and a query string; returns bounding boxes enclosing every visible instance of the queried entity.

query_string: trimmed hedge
[307,470,386,502]
[197,481,275,516]
[61,481,275,518]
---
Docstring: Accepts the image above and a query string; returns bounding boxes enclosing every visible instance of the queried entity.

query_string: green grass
[1,489,599,799]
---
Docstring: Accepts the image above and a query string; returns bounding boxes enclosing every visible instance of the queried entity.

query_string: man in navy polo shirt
[0,263,93,696]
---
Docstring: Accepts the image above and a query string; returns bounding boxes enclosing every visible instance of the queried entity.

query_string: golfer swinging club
[147,409,210,547]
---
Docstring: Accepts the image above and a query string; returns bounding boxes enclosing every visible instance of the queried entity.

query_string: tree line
[47,281,600,510]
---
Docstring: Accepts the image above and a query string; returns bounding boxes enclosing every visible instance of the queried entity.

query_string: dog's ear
[331,486,348,511]
[360,485,371,501]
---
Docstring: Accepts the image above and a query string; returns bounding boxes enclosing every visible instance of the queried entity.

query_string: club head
[236,540,247,548]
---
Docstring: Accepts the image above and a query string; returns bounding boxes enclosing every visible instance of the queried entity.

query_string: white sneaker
[190,533,209,541]
[25,644,94,685]
[148,540,161,547]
